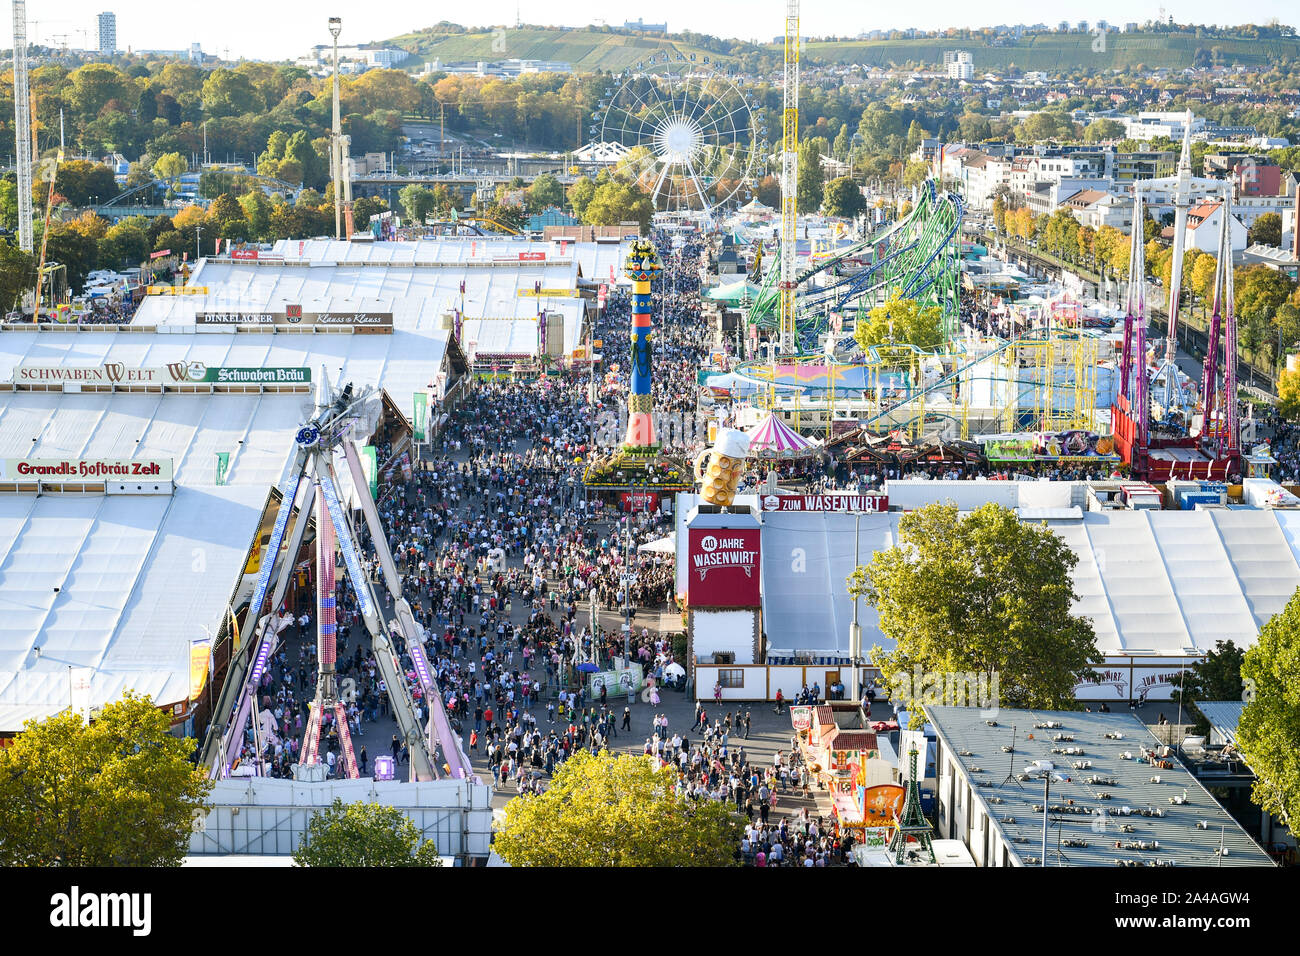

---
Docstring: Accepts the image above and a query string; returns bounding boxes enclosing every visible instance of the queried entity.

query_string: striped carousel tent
[745,411,822,460]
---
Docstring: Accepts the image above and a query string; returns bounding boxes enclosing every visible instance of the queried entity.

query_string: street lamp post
[849,512,862,703]
[195,224,203,262]
[328,17,343,240]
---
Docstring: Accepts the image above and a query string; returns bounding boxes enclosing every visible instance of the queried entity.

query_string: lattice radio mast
[12,0,33,252]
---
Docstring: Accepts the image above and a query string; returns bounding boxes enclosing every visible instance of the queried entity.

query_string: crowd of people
[214,225,859,864]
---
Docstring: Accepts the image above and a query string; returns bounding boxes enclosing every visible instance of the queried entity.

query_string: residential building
[1060,189,1133,230]
[927,705,1274,868]
[97,11,116,56]
[945,50,974,81]
[1114,151,1176,183]
[1123,111,1206,142]
[1184,200,1248,253]
[623,19,667,34]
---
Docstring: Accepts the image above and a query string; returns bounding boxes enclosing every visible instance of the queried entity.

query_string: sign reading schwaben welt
[0,458,173,482]
[195,310,393,329]
[15,363,310,386]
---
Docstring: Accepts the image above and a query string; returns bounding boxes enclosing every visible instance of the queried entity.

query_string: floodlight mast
[329,17,343,239]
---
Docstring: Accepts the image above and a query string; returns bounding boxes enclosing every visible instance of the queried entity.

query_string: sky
[3,0,1297,62]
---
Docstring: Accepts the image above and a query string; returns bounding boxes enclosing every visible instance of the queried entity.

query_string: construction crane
[11,0,33,252]
[32,147,61,322]
[777,0,800,358]
[199,375,476,783]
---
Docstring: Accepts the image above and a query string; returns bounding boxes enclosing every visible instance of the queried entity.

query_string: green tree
[42,160,119,207]
[853,295,945,354]
[851,503,1101,719]
[1170,640,1246,735]
[1249,212,1283,248]
[566,176,596,218]
[1083,118,1125,142]
[1237,587,1300,830]
[583,179,652,233]
[524,173,565,213]
[201,68,265,118]
[0,239,37,311]
[902,159,931,190]
[153,152,189,182]
[238,190,273,239]
[0,179,18,231]
[293,799,442,867]
[0,692,211,866]
[832,122,852,160]
[493,750,742,867]
[821,177,867,219]
[398,184,437,224]
[1277,368,1300,421]
[796,138,826,214]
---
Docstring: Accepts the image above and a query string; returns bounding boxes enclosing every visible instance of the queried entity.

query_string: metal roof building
[134,239,598,362]
[748,506,1300,698]
[926,705,1274,867]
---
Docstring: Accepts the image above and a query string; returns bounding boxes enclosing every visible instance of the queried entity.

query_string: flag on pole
[412,392,428,443]
[362,446,378,500]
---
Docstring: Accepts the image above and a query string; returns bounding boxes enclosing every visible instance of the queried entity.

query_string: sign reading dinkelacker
[760,494,889,513]
[686,527,761,607]
[0,458,173,482]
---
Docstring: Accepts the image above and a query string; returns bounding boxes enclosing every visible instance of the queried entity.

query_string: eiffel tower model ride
[889,745,936,865]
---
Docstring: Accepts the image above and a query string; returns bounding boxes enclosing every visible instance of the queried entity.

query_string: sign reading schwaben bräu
[15,363,310,386]
[195,310,393,328]
[0,458,174,482]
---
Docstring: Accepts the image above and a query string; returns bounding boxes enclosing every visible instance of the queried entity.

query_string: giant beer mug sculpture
[694,427,751,507]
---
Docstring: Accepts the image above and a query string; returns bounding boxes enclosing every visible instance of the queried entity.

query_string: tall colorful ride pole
[623,238,663,449]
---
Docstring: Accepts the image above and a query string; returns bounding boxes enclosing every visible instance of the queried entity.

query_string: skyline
[3,1,1299,63]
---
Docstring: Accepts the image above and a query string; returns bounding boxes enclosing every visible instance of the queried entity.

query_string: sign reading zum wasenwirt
[195,310,393,328]
[15,363,310,385]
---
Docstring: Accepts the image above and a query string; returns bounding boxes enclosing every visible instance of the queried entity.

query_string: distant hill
[386,26,732,72]
[801,31,1300,72]
[385,25,1300,74]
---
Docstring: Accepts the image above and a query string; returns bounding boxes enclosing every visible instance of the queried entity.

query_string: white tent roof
[136,256,581,360]
[740,507,1300,661]
[0,327,451,440]
[267,237,632,286]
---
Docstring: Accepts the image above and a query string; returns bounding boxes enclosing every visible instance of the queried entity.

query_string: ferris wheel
[594,62,765,217]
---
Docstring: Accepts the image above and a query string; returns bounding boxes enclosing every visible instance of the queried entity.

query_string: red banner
[231,248,259,260]
[760,494,888,513]
[619,491,659,512]
[686,527,761,607]
[518,251,546,261]
[150,249,171,259]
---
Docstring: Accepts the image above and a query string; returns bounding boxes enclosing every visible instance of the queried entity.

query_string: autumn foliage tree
[493,750,742,867]
[852,503,1101,719]
[0,693,212,866]
[294,799,442,867]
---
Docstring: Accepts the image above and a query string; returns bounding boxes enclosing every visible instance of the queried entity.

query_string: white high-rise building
[97,11,116,55]
[945,50,974,81]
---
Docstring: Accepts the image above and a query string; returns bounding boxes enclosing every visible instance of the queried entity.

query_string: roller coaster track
[746,180,963,350]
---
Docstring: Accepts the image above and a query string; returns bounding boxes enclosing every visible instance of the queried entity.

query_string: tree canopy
[0,692,211,866]
[293,799,443,867]
[851,502,1101,718]
[853,294,945,354]
[493,750,742,866]
[1236,587,1300,830]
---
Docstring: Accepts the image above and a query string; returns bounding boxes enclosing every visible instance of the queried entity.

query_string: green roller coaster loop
[744,180,964,351]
